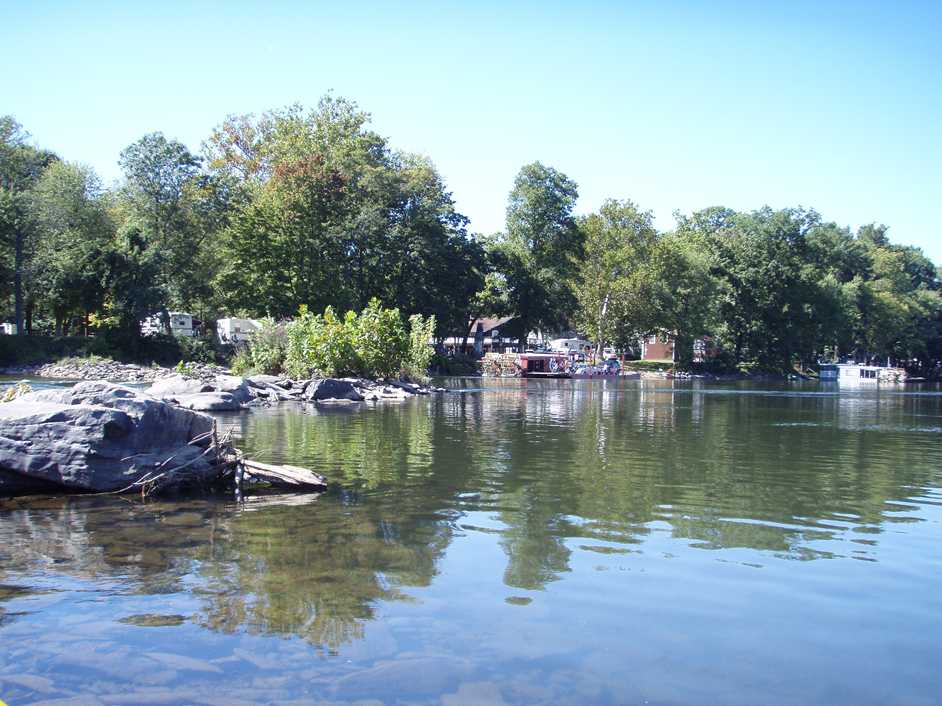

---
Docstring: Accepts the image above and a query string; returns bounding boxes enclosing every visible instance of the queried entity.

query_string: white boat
[819,363,907,384]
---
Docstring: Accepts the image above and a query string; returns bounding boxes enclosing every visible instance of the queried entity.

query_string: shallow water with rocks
[1,377,941,705]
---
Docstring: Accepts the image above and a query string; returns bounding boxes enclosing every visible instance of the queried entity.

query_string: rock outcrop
[143,373,444,409]
[0,382,217,496]
[146,374,255,411]
[303,378,364,403]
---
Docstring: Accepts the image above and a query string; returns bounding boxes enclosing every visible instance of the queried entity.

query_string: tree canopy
[1,102,939,376]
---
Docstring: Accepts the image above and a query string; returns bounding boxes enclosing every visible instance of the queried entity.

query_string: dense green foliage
[0,102,481,350]
[237,299,435,380]
[486,162,581,348]
[0,332,226,367]
[230,318,286,375]
[568,202,940,372]
[1,99,939,375]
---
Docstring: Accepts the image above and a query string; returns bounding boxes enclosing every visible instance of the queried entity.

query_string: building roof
[471,316,515,334]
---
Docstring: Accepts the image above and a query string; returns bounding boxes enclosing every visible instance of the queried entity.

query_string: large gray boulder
[147,373,254,410]
[246,374,283,387]
[0,382,216,496]
[304,378,364,402]
[174,392,242,411]
[147,374,214,399]
[212,375,254,405]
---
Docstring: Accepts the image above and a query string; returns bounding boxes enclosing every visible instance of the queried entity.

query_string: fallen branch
[240,459,327,489]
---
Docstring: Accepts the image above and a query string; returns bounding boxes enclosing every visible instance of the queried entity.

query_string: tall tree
[491,162,580,350]
[0,116,57,333]
[649,232,718,365]
[573,199,659,356]
[210,97,480,333]
[29,161,113,335]
[118,132,208,320]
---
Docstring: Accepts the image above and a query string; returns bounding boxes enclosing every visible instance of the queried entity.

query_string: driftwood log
[240,459,327,488]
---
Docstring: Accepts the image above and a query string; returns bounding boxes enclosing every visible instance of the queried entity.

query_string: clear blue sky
[3,0,940,262]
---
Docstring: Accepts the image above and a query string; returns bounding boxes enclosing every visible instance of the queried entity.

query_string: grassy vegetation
[620,359,676,372]
[0,332,230,368]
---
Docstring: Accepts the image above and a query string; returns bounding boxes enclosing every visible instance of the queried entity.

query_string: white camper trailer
[217,317,262,344]
[141,312,196,338]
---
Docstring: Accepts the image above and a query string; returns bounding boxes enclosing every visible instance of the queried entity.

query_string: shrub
[229,346,254,375]
[246,318,287,374]
[355,299,408,379]
[285,305,359,378]
[280,299,436,380]
[174,335,219,365]
[404,314,436,382]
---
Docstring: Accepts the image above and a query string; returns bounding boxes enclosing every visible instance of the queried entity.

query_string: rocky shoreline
[0,358,445,408]
[147,373,445,411]
[0,359,228,383]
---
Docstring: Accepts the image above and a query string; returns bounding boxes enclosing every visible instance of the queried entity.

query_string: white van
[549,338,592,355]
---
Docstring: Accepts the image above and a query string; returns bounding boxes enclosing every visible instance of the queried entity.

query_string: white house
[216,317,262,344]
[141,312,196,338]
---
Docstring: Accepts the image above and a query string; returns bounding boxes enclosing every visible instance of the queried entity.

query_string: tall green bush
[354,299,408,379]
[285,305,359,378]
[247,318,287,374]
[279,299,435,380]
[405,314,437,381]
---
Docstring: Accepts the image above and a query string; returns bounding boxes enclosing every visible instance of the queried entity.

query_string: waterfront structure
[819,363,907,383]
[439,317,547,355]
[518,351,571,377]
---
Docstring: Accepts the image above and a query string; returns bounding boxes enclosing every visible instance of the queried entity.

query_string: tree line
[1,96,939,373]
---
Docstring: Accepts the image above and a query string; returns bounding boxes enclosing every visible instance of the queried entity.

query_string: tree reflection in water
[0,379,939,702]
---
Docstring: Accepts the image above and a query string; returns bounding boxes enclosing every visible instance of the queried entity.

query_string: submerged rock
[0,382,216,496]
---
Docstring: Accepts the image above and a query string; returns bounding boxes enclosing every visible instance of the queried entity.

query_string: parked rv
[140,312,197,338]
[217,317,262,344]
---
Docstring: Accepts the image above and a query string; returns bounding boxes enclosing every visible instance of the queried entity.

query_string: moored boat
[519,352,571,378]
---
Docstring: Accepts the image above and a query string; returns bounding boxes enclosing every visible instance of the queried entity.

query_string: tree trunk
[462,318,475,356]
[596,293,609,360]
[14,227,23,335]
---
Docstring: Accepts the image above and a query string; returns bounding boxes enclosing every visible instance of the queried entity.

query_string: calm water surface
[1,378,941,705]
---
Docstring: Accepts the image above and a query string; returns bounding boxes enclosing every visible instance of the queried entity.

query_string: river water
[1,378,941,706]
